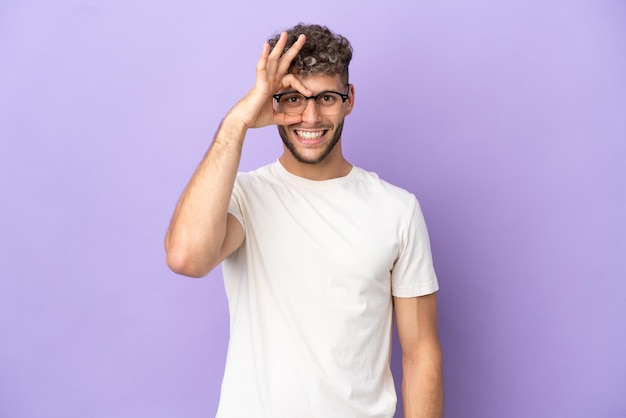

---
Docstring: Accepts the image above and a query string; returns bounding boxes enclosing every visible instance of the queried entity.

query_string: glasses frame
[272,86,350,115]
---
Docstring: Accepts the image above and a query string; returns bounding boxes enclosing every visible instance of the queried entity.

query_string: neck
[279,150,352,181]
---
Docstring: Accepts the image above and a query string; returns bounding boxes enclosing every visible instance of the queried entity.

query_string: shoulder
[234,163,278,188]
[350,166,418,209]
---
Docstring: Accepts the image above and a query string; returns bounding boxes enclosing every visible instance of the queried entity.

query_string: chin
[278,122,344,165]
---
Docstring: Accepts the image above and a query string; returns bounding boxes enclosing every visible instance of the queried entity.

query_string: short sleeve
[227,176,245,229]
[390,199,439,297]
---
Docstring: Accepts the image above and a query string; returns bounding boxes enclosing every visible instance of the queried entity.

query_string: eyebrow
[276,89,343,95]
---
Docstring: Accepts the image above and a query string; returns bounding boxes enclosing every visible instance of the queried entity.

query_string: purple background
[1,1,625,417]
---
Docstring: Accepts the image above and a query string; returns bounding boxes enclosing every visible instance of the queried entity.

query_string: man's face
[277,74,354,165]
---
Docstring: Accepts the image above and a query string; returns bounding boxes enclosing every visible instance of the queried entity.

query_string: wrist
[228,87,274,129]
[222,112,249,132]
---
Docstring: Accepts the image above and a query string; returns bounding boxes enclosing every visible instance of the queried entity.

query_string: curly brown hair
[268,24,353,85]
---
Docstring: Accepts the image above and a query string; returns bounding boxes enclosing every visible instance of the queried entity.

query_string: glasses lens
[315,93,343,115]
[276,93,305,114]
[275,91,347,115]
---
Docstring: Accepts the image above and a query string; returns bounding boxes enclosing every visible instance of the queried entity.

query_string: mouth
[294,129,328,144]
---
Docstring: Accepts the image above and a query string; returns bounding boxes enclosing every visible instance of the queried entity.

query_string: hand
[230,32,311,129]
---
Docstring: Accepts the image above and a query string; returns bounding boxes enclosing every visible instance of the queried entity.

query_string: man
[165,24,443,418]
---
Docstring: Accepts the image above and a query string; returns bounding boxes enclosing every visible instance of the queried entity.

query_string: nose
[301,98,322,124]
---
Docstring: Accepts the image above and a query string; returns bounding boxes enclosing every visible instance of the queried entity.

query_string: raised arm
[394,293,444,418]
[165,32,311,277]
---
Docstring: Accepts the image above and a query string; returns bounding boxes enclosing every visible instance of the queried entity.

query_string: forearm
[401,345,444,418]
[165,115,247,277]
[165,32,308,277]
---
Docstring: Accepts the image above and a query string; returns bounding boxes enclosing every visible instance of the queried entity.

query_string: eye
[318,93,338,105]
[280,93,304,104]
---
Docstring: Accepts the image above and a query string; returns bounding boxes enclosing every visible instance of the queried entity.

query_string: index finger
[275,33,306,76]
[280,73,311,96]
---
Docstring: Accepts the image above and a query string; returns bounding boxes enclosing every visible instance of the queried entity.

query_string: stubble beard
[277,120,345,165]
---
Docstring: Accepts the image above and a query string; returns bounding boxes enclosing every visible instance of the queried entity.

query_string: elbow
[402,340,443,371]
[165,248,213,278]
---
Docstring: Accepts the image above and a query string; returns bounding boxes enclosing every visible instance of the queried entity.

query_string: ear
[344,84,355,116]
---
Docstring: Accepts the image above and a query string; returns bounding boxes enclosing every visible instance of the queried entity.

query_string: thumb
[274,113,303,126]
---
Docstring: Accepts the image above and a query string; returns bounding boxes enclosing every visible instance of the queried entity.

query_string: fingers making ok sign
[235,32,311,129]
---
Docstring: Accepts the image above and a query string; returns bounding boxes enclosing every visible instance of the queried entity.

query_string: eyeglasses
[273,87,350,116]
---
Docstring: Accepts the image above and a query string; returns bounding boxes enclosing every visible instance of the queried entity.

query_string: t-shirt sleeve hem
[391,280,439,298]
[227,208,244,228]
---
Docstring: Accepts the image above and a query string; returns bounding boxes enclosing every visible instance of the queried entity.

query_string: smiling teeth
[296,130,324,140]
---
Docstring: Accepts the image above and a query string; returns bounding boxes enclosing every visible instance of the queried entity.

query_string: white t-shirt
[217,161,438,418]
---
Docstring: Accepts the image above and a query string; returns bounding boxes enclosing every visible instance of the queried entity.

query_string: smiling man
[165,24,443,418]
